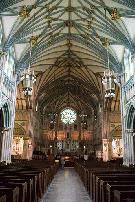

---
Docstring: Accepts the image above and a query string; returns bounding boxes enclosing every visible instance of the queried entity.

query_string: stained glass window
[61,108,77,124]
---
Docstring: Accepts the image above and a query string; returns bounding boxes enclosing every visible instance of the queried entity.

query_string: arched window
[124,48,134,82]
[61,108,77,124]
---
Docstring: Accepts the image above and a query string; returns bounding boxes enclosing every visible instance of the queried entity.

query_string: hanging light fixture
[22,41,36,96]
[102,69,116,98]
[22,7,36,96]
[102,9,117,98]
[22,67,36,96]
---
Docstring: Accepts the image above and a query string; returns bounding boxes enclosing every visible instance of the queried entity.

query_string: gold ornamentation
[64,20,73,27]
[87,21,92,29]
[101,38,110,47]
[90,5,95,10]
[111,8,120,20]
[65,6,75,12]
[48,20,52,28]
[32,4,37,9]
[30,36,38,46]
[19,6,30,18]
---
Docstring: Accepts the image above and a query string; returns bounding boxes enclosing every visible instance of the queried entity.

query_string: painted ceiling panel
[1,16,18,39]
[14,43,28,59]
[122,17,135,40]
[1,0,135,113]
[110,45,125,62]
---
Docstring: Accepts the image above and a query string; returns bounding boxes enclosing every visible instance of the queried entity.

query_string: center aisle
[41,168,92,202]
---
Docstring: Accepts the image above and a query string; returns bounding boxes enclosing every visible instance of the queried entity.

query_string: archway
[133,116,135,158]
[12,123,26,159]
[110,125,122,158]
[0,109,4,159]
[126,104,135,164]
[3,103,10,128]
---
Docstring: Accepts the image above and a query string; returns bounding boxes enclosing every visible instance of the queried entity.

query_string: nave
[1,0,135,201]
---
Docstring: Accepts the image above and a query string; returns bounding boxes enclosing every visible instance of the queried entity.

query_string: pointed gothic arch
[0,108,4,159]
[126,101,135,130]
[2,103,10,128]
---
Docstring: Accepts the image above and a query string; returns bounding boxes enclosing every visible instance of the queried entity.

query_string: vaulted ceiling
[1,0,135,114]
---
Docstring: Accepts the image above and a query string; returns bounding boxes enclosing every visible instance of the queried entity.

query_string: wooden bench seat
[106,183,135,202]
[114,190,135,202]
[0,181,27,202]
[90,170,135,199]
[0,175,33,202]
[0,160,58,202]
[126,199,135,202]
[99,178,135,202]
[0,186,19,202]
[0,194,6,202]
[94,174,135,202]
[16,170,42,200]
[75,161,135,202]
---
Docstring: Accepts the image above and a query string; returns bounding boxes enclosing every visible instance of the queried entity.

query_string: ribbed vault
[0,0,135,113]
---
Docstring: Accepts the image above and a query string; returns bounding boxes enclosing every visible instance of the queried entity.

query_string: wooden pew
[0,186,19,202]
[106,183,135,202]
[90,171,135,201]
[0,181,27,202]
[15,172,38,202]
[95,174,135,202]
[0,175,33,202]
[0,194,6,202]
[0,159,58,202]
[74,161,135,202]
[114,190,135,202]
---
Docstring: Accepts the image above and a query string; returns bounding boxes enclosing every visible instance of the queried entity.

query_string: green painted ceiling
[1,0,135,114]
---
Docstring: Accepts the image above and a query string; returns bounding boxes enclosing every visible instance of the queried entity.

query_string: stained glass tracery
[61,108,77,124]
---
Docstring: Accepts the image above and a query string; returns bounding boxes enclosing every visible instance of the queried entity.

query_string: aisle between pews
[40,168,92,202]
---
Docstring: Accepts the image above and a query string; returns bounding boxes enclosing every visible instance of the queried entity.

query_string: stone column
[132,134,135,164]
[22,138,31,160]
[1,131,6,162]
[131,53,135,71]
[131,134,134,164]
[129,133,132,165]
[102,139,109,161]
[123,132,128,166]
[1,129,12,163]
[127,133,130,166]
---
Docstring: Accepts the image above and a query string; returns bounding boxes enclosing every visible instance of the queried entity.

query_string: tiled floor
[40,168,92,202]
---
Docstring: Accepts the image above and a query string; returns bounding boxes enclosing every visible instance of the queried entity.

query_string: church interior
[0,0,135,201]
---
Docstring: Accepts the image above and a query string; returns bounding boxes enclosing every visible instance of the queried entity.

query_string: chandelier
[22,7,37,97]
[102,69,117,98]
[102,9,117,98]
[22,69,36,96]
[22,36,36,96]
